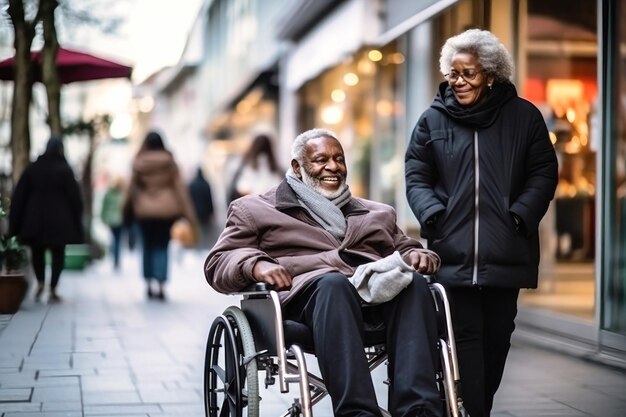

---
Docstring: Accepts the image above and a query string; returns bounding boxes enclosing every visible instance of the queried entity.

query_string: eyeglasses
[444,69,482,82]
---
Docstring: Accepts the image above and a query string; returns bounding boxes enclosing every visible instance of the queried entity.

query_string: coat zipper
[473,130,479,285]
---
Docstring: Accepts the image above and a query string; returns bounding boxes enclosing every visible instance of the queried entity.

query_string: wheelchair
[204,277,469,417]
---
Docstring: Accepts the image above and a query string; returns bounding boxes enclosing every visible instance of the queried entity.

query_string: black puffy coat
[405,81,558,289]
[9,151,84,247]
[188,168,214,224]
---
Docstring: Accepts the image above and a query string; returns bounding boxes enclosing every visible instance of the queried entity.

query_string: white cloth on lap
[348,251,415,305]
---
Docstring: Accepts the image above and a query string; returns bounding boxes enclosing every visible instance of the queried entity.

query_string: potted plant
[0,196,29,314]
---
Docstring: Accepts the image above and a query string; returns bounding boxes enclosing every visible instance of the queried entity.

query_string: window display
[297,44,404,203]
[518,0,597,320]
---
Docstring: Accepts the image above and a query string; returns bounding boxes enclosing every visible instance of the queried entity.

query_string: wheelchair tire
[224,306,260,416]
[204,306,259,417]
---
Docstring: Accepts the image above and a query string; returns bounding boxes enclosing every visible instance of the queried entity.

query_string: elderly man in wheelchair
[204,128,466,417]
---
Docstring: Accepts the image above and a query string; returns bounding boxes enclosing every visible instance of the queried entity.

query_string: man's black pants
[283,273,443,417]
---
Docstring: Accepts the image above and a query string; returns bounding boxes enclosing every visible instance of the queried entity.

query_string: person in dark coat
[187,167,215,248]
[404,29,559,417]
[9,136,84,303]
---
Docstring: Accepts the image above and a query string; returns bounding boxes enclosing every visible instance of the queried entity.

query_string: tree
[5,0,40,184]
[2,0,127,258]
[40,0,61,135]
[2,0,124,182]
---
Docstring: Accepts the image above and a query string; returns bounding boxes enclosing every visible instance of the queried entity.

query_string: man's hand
[407,251,440,275]
[252,260,293,290]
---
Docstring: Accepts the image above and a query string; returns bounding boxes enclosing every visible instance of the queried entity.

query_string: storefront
[290,0,625,362]
[195,0,285,221]
[296,43,404,203]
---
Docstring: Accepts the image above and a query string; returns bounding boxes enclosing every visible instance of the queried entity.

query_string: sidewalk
[1,249,625,417]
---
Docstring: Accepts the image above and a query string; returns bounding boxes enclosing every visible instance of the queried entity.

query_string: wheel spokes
[219,400,231,417]
[206,309,258,417]
[212,364,227,385]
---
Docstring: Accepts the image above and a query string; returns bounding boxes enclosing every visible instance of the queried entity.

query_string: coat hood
[432,81,517,128]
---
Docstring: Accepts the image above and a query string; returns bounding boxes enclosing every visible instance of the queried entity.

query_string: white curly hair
[439,28,514,82]
[291,128,340,163]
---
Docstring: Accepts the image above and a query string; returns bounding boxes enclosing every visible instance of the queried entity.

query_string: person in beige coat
[205,128,444,417]
[125,131,197,300]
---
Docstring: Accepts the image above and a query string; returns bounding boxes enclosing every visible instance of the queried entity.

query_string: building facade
[152,0,625,365]
[271,0,625,365]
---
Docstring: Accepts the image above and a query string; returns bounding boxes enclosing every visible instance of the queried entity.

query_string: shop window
[296,44,404,202]
[518,0,597,321]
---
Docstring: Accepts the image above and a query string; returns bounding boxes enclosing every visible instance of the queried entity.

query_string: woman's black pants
[283,273,443,417]
[30,244,65,289]
[446,286,520,417]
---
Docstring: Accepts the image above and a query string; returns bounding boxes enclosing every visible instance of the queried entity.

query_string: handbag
[170,218,197,248]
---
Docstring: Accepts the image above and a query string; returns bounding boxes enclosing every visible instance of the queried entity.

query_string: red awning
[0,47,132,84]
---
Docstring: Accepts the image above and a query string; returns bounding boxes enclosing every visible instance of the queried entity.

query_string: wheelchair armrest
[246,282,274,292]
[233,282,275,296]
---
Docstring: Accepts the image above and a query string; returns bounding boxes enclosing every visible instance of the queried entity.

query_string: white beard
[300,168,345,199]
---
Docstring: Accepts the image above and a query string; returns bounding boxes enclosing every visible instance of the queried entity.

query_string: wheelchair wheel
[204,306,260,417]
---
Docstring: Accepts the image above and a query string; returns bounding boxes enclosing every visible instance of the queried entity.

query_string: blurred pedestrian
[9,135,84,303]
[404,29,558,417]
[187,167,215,249]
[100,176,126,270]
[124,131,198,301]
[227,133,284,204]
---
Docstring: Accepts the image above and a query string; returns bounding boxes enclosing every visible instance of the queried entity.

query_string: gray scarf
[286,168,352,240]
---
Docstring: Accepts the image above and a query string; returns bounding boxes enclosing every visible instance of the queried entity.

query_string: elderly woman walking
[124,131,198,300]
[405,29,558,417]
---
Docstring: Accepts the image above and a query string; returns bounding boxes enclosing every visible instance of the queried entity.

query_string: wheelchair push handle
[421,274,434,284]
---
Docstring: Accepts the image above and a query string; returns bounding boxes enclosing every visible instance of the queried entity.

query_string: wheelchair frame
[204,279,469,417]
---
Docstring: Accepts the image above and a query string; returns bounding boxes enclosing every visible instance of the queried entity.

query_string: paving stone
[157,403,204,413]
[82,415,148,417]
[33,376,80,388]
[22,357,72,370]
[82,390,142,404]
[138,387,201,403]
[31,385,81,402]
[81,375,136,392]
[41,400,82,411]
[83,403,162,415]
[37,368,97,378]
[4,412,82,417]
[0,371,38,388]
[0,359,22,369]
[0,387,32,402]
[0,401,41,412]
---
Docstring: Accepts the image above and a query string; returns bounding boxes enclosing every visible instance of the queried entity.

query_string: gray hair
[291,128,339,163]
[439,29,514,82]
